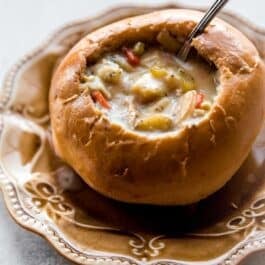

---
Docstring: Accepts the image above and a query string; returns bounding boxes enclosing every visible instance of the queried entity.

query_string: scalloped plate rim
[0,3,265,265]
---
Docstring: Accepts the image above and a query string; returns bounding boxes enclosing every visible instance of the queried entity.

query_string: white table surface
[0,0,264,264]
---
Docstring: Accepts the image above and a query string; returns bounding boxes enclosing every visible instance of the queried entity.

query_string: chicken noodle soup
[80,32,217,133]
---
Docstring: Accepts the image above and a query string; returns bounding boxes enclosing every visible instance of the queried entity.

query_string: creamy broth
[80,38,217,134]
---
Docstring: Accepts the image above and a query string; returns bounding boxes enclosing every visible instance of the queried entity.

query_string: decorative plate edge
[0,4,265,265]
[0,173,142,265]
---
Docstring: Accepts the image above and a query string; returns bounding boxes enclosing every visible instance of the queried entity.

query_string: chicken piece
[131,73,167,103]
[96,60,122,84]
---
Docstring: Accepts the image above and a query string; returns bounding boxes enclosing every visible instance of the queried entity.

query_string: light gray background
[0,0,264,264]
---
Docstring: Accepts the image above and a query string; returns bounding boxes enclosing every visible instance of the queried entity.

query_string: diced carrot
[122,47,140,66]
[195,92,204,108]
[91,90,110,109]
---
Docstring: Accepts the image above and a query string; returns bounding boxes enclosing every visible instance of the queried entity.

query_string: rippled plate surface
[0,4,265,265]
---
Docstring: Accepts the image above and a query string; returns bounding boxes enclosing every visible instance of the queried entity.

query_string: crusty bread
[50,9,265,205]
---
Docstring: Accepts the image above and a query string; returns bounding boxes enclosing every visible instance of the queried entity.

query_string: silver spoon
[178,0,229,61]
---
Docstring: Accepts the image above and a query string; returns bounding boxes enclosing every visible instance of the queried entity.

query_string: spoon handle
[178,0,229,61]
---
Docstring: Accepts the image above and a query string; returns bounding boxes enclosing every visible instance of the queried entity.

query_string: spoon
[178,0,229,61]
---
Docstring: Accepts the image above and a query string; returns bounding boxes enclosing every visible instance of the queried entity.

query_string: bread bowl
[49,9,265,205]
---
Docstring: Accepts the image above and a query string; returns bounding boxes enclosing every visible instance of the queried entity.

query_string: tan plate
[1,4,265,265]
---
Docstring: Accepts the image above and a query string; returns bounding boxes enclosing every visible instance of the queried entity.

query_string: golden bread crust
[50,9,265,205]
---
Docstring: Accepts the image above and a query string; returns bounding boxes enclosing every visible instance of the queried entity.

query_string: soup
[80,31,218,134]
